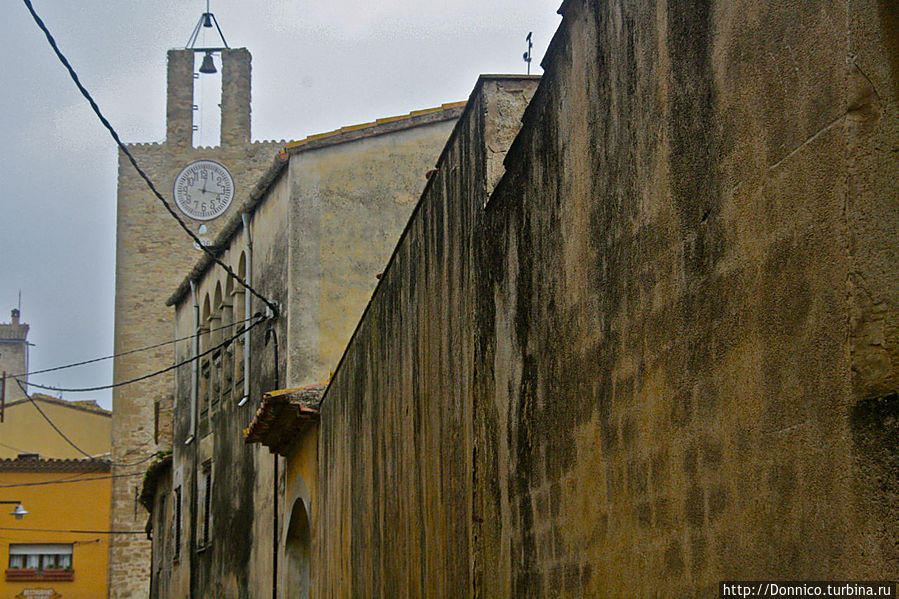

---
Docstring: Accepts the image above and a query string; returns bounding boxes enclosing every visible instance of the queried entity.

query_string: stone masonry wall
[109,48,281,598]
[317,1,899,596]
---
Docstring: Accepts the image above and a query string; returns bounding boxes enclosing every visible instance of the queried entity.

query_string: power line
[22,0,279,319]
[0,441,32,454]
[5,314,258,380]
[0,471,89,488]
[0,527,144,535]
[0,472,143,489]
[17,313,266,394]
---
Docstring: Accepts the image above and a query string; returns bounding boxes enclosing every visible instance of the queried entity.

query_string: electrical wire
[4,314,258,380]
[0,471,91,488]
[0,441,32,454]
[0,472,143,489]
[16,313,266,394]
[0,527,144,535]
[22,0,279,319]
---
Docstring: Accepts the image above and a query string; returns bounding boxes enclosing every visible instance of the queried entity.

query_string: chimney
[11,309,19,326]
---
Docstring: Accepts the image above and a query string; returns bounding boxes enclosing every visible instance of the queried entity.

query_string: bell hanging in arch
[199,52,217,75]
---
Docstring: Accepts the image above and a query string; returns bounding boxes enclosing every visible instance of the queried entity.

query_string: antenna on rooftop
[523,32,533,75]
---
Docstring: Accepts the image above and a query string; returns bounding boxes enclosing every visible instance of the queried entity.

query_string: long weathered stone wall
[317,0,899,596]
[315,77,538,596]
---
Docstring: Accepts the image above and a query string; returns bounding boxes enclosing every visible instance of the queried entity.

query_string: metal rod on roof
[524,32,533,75]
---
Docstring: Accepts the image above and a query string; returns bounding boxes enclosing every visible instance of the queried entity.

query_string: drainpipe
[239,212,253,406]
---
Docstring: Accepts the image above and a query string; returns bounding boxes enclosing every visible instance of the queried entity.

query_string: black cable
[0,472,143,489]
[0,527,144,535]
[15,379,155,468]
[5,314,258,380]
[0,441,31,454]
[17,314,266,394]
[22,0,279,319]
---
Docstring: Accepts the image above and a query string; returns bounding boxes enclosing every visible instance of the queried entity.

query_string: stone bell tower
[108,45,282,598]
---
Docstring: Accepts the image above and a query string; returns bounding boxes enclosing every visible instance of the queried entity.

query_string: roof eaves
[244,384,327,456]
[3,393,111,417]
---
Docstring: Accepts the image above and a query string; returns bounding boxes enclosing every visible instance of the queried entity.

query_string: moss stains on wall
[317,0,899,596]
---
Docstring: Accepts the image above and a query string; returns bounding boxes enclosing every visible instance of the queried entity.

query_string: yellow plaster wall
[0,398,110,460]
[280,424,319,594]
[0,471,111,599]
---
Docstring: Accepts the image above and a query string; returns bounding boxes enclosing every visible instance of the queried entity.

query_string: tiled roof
[244,384,326,456]
[279,102,466,157]
[0,455,111,473]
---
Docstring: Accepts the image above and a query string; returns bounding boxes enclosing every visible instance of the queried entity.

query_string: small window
[6,544,73,581]
[198,461,213,549]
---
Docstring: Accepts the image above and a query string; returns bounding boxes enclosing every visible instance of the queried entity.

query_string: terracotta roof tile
[0,456,111,473]
[281,102,465,154]
[244,384,326,456]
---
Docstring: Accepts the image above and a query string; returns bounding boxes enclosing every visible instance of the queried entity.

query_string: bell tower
[108,16,283,597]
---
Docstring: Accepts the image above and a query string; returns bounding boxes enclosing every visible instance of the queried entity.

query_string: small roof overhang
[244,384,326,456]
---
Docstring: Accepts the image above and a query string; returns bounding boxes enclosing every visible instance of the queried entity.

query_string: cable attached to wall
[4,314,259,380]
[16,314,267,394]
[0,472,143,489]
[21,0,279,319]
[0,526,144,535]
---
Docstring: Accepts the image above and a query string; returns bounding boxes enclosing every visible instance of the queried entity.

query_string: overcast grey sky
[0,1,560,409]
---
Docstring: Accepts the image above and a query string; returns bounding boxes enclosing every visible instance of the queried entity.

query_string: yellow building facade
[0,389,113,598]
[0,458,111,599]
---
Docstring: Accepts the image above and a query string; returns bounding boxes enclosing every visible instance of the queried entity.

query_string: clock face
[173,160,235,221]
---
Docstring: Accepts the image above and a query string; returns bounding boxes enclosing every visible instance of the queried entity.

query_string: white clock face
[173,160,235,221]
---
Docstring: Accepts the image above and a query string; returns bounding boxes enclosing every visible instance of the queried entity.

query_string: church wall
[156,110,462,598]
[317,0,899,596]
[285,118,462,389]
[163,170,288,599]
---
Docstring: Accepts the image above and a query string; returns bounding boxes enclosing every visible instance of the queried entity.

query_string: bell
[199,52,217,75]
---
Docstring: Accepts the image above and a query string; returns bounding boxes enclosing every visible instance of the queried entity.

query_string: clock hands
[174,161,234,220]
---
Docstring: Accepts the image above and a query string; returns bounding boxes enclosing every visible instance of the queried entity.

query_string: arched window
[232,252,247,400]
[199,294,211,437]
[221,277,234,404]
[285,499,311,598]
[209,282,223,415]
